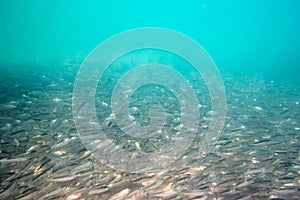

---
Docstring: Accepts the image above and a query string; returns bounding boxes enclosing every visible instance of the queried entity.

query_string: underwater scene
[1,1,300,199]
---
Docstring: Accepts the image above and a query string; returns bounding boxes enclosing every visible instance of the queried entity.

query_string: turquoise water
[1,0,300,82]
[1,1,300,199]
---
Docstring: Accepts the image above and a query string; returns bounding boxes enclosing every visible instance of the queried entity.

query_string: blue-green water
[1,1,300,199]
[1,0,300,82]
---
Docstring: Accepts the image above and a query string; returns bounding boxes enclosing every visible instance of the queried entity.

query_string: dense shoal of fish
[0,62,300,199]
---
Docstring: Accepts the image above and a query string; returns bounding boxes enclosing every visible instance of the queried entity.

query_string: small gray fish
[0,157,27,163]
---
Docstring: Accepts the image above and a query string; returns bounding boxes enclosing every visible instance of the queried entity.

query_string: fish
[47,176,76,183]
[88,187,109,195]
[109,188,131,200]
[51,137,78,150]
[0,157,27,163]
[1,62,300,200]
